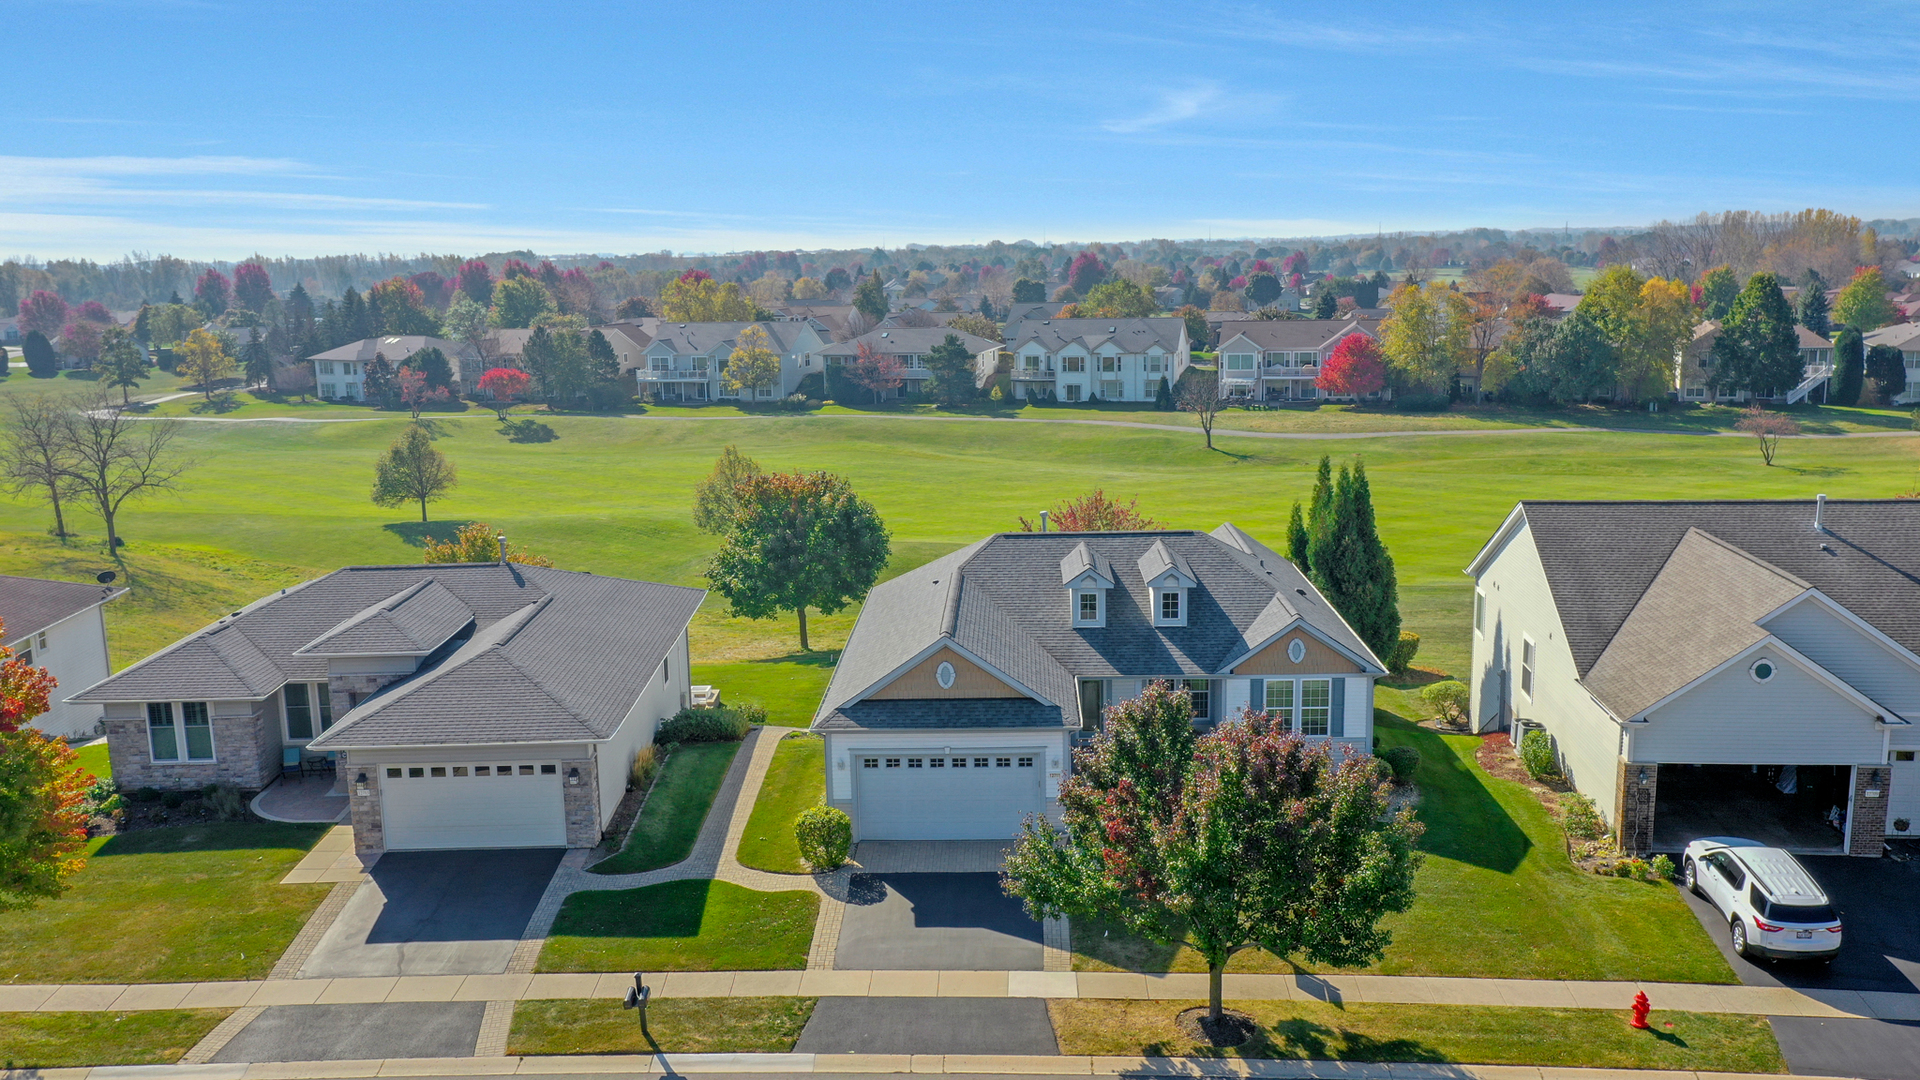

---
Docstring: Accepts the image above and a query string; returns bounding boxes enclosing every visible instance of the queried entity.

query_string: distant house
[1677,321,1837,404]
[635,321,831,403]
[1214,319,1382,402]
[816,326,1002,400]
[1001,302,1071,343]
[1003,318,1190,403]
[2,575,127,740]
[309,333,530,399]
[1541,293,1583,316]
[1863,323,1920,405]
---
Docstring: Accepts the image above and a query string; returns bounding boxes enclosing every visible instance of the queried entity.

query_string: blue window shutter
[1249,679,1265,715]
[1330,678,1346,737]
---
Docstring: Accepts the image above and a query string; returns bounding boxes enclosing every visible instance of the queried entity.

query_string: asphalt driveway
[832,872,1043,971]
[298,848,564,978]
[794,997,1057,1055]
[1677,851,1920,992]
[210,1002,484,1062]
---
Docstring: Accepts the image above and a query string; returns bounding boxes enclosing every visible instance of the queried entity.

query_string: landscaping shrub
[794,805,851,871]
[1560,792,1606,840]
[655,705,755,745]
[132,786,161,803]
[1519,728,1559,781]
[1387,630,1420,673]
[161,791,186,809]
[630,745,659,790]
[1615,858,1650,880]
[1380,745,1421,785]
[1419,680,1469,724]
[1392,392,1451,412]
[206,784,249,821]
[1650,854,1676,882]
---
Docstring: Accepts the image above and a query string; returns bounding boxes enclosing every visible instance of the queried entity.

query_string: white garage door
[854,749,1042,841]
[380,761,566,850]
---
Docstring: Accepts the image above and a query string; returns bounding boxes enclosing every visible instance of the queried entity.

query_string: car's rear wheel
[1730,918,1751,958]
[1684,858,1700,896]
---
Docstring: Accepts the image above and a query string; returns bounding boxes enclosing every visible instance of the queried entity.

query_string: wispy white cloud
[1103,83,1232,134]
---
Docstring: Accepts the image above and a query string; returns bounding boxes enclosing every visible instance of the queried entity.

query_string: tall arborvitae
[1287,502,1310,570]
[342,288,373,341]
[1832,326,1864,406]
[1303,458,1401,665]
[1797,270,1831,337]
[1304,455,1335,563]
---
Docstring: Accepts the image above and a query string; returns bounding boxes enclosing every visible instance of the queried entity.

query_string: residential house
[1677,321,1837,404]
[0,317,19,345]
[71,562,704,854]
[1201,310,1261,348]
[634,321,830,403]
[2,575,127,740]
[1214,319,1382,402]
[816,326,1002,400]
[1003,318,1190,403]
[309,333,529,399]
[1863,323,1920,405]
[1001,302,1070,345]
[1466,499,1920,858]
[811,524,1385,841]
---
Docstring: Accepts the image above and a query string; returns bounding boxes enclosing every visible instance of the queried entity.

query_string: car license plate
[1796,930,1813,939]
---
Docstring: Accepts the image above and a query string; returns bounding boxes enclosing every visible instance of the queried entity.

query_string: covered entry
[380,761,566,850]
[854,748,1042,841]
[1653,763,1852,853]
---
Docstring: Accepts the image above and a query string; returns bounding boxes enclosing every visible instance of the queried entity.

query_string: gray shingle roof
[1516,500,1920,676]
[644,322,816,356]
[815,327,1000,358]
[815,524,1380,731]
[817,699,1067,731]
[1215,319,1379,352]
[1004,318,1186,354]
[293,580,475,657]
[0,575,125,642]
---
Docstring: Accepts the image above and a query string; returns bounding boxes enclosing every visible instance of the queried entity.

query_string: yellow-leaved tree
[1379,281,1471,392]
[721,325,782,399]
[175,328,235,401]
[659,276,757,323]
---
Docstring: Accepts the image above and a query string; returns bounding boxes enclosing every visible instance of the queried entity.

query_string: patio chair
[302,750,336,777]
[282,746,302,778]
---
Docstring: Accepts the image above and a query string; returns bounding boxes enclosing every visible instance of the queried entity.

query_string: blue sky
[6,1,1918,259]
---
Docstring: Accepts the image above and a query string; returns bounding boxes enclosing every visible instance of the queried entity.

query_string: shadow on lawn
[562,878,710,937]
[383,520,476,548]
[1375,714,1529,875]
[91,821,329,857]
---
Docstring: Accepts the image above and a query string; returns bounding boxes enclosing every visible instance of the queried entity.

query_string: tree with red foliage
[1317,333,1387,397]
[17,291,67,336]
[194,267,231,317]
[0,618,93,910]
[454,260,495,304]
[1017,489,1161,532]
[410,271,450,309]
[1067,252,1107,295]
[1282,251,1309,277]
[72,300,112,325]
[477,367,532,420]
[555,267,597,316]
[396,365,451,419]
[679,269,713,284]
[844,340,905,405]
[369,277,438,335]
[501,258,536,280]
[232,263,274,312]
[58,320,104,364]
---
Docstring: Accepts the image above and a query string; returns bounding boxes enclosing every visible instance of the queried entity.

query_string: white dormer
[1060,541,1116,629]
[1137,540,1198,628]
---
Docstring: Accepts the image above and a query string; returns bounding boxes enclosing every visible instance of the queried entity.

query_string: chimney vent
[498,534,508,564]
[1039,511,1049,533]
[1815,494,1827,533]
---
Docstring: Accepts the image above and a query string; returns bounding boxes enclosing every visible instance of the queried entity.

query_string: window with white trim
[1520,637,1536,698]
[1299,679,1332,736]
[1100,355,1120,373]
[1182,679,1211,719]
[1265,679,1293,726]
[1075,588,1103,627]
[1225,353,1255,371]
[1062,355,1085,372]
[148,701,214,762]
[1063,384,1082,401]
[1474,590,1486,635]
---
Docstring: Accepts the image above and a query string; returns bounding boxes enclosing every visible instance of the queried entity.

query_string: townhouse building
[1003,318,1190,403]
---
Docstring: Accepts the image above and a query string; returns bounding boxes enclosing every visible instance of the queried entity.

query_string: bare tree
[0,394,81,537]
[272,362,316,402]
[1177,374,1227,450]
[59,390,193,553]
[1735,405,1799,466]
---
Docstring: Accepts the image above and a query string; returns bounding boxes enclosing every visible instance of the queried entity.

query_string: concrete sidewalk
[0,1055,1863,1080]
[6,969,1919,1021]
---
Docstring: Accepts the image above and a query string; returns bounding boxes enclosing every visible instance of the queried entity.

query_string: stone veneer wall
[1849,765,1890,857]
[345,759,385,855]
[1615,759,1658,856]
[561,755,599,847]
[105,706,277,791]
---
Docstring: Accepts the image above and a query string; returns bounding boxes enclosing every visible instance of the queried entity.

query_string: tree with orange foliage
[1316,334,1387,398]
[1018,490,1162,532]
[477,367,532,420]
[0,619,94,910]
[422,522,555,567]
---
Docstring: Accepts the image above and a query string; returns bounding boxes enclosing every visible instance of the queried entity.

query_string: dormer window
[1159,589,1181,623]
[1061,541,1115,630]
[1138,539,1197,629]
[1076,590,1103,626]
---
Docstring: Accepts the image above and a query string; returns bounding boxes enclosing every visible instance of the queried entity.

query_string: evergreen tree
[0,346,9,377]
[1305,454,1335,560]
[1012,278,1046,304]
[1537,309,1617,403]
[586,329,623,407]
[21,331,56,377]
[241,326,273,386]
[1866,344,1907,405]
[409,346,454,390]
[1797,270,1831,336]
[1698,265,1740,321]
[342,288,373,341]
[1307,462,1400,663]
[924,333,977,407]
[1832,326,1864,406]
[1286,501,1310,570]
[1154,375,1173,410]
[133,303,152,345]
[1313,290,1338,319]
[362,355,395,407]
[1710,272,1801,397]
[853,271,888,324]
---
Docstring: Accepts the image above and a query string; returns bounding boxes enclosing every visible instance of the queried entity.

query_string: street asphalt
[299,848,564,978]
[832,872,1043,971]
[209,1001,486,1062]
[793,997,1059,1055]
[1769,1016,1920,1080]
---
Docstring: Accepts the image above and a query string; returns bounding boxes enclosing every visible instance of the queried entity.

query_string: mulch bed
[1176,1005,1258,1048]
[88,794,262,837]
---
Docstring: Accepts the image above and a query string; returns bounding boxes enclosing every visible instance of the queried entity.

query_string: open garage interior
[1653,764,1852,854]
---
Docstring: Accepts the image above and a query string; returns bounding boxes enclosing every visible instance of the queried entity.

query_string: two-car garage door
[854,749,1042,841]
[380,761,567,850]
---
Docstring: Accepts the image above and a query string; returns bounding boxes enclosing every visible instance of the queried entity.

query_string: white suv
[1682,837,1843,963]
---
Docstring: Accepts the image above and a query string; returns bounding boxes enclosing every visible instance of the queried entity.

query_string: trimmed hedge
[1379,745,1421,785]
[655,703,765,745]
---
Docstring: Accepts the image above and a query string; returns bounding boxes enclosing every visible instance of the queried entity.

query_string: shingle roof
[815,327,1000,357]
[293,580,475,657]
[1580,529,1808,719]
[1004,318,1186,354]
[817,699,1067,731]
[0,575,125,642]
[1515,501,1920,676]
[72,565,704,749]
[1864,323,1920,350]
[1215,320,1378,352]
[644,322,816,356]
[815,525,1380,731]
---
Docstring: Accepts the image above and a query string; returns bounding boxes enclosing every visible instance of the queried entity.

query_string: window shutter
[1329,678,1346,737]
[1248,679,1265,715]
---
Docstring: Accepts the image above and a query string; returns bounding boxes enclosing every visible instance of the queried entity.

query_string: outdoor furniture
[302,751,336,777]
[282,747,303,778]
[690,685,720,708]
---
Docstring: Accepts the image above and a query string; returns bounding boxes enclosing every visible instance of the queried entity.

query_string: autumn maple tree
[477,367,532,420]
[706,471,890,651]
[1316,333,1387,397]
[844,341,905,404]
[1018,489,1161,532]
[395,366,450,419]
[0,619,94,910]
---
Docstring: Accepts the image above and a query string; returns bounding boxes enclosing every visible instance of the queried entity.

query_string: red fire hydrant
[1630,991,1652,1029]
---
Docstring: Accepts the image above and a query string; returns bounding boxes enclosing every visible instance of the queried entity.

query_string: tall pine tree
[1710,273,1801,397]
[1832,325,1864,406]
[1797,270,1830,337]
[1302,457,1400,664]
[1287,502,1310,570]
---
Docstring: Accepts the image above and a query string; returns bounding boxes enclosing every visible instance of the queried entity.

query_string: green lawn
[537,878,817,972]
[1048,1000,1783,1071]
[0,1010,233,1068]
[735,732,826,874]
[1073,713,1732,983]
[509,997,816,1055]
[692,659,834,729]
[0,823,330,983]
[73,739,110,781]
[592,740,741,875]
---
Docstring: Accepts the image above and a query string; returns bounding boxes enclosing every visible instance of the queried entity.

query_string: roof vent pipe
[498,534,508,564]
[1039,511,1049,533]
[1815,494,1827,533]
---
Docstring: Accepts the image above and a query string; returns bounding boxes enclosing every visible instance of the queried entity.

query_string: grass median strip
[0,1009,233,1068]
[1048,999,1785,1072]
[509,997,816,1056]
[538,878,818,972]
[593,739,742,875]
[736,732,826,874]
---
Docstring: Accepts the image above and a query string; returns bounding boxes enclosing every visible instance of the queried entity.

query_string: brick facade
[561,755,599,848]
[1849,765,1890,857]
[105,706,277,791]
[1615,759,1658,856]
[344,760,385,855]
